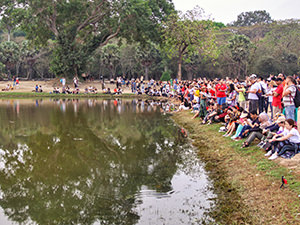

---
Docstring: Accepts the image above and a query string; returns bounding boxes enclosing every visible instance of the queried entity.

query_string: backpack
[293,86,300,108]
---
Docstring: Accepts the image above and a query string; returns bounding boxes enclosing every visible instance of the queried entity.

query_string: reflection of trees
[0,100,185,224]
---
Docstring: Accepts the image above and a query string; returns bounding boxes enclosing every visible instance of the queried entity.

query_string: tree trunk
[187,70,193,80]
[7,30,11,42]
[237,61,241,78]
[145,66,149,81]
[178,55,182,80]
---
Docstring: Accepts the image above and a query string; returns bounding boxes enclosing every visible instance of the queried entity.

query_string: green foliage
[99,44,121,79]
[255,56,280,75]
[16,0,174,78]
[232,10,273,27]
[162,6,218,80]
[13,30,26,38]
[160,71,171,81]
[0,41,20,77]
[227,34,253,77]
[228,35,252,62]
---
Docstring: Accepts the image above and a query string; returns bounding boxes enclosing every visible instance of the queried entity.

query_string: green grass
[213,123,300,194]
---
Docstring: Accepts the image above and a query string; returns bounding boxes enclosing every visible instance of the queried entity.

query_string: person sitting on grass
[266,119,300,160]
[223,106,242,137]
[231,111,249,140]
[235,110,260,140]
[259,116,286,151]
[201,103,220,124]
[241,112,271,148]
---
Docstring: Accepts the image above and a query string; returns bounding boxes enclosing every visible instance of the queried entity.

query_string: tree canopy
[232,10,273,27]
[10,0,174,78]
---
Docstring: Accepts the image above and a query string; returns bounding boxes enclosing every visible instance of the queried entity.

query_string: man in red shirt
[215,79,227,105]
[272,78,283,115]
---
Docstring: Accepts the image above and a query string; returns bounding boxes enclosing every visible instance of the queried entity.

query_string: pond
[0,99,215,225]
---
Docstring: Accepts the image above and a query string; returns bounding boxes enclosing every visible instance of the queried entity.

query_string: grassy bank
[172,111,300,224]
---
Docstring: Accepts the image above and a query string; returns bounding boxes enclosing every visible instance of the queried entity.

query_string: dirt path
[0,80,133,94]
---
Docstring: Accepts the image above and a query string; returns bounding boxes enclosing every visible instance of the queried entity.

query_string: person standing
[282,76,297,120]
[215,79,227,106]
[257,76,267,113]
[272,78,283,115]
[247,74,261,113]
[73,76,78,88]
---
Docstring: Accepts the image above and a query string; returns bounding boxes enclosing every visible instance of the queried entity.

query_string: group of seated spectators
[168,73,300,160]
[52,86,80,94]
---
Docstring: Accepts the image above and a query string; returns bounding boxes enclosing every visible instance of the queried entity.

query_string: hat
[240,112,248,118]
[249,74,257,79]
[276,116,286,124]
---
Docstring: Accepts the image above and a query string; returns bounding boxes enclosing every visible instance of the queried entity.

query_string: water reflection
[0,99,214,224]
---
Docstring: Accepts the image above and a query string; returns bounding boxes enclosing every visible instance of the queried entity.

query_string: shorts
[217,97,226,105]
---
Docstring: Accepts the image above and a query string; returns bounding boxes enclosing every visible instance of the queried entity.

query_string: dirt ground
[0,80,133,94]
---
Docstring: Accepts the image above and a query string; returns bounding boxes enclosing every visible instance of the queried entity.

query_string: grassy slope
[173,111,300,225]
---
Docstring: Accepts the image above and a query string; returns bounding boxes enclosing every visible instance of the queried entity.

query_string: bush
[160,71,171,81]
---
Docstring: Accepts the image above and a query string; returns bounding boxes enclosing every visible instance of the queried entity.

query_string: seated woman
[241,112,271,148]
[266,119,300,160]
[231,111,249,140]
[223,106,241,137]
[257,116,284,148]
[179,98,191,111]
[201,103,219,124]
[235,110,260,140]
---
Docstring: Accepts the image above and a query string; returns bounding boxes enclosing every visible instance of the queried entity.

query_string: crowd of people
[162,73,300,160]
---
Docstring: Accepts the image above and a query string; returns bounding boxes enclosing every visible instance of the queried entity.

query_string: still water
[0,99,215,225]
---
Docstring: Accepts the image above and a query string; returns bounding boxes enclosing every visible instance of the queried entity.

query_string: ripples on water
[0,99,215,225]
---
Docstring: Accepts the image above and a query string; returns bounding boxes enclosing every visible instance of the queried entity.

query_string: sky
[172,0,300,24]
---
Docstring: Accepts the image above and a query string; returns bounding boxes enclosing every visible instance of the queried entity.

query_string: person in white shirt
[246,74,261,113]
[267,119,300,160]
[282,76,297,120]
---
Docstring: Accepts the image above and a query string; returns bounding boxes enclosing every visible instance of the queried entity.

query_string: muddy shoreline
[172,111,300,224]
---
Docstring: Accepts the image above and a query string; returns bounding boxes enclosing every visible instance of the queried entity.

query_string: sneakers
[268,153,278,160]
[257,141,264,147]
[264,151,272,157]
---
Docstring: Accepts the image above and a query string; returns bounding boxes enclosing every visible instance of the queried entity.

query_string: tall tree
[137,43,160,81]
[0,41,20,78]
[162,6,218,80]
[228,34,253,78]
[12,0,174,78]
[232,10,273,27]
[100,44,120,79]
[0,1,24,41]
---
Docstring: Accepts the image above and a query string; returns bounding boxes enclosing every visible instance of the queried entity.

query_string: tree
[119,43,139,79]
[13,0,174,78]
[0,1,25,41]
[100,44,120,79]
[0,41,20,78]
[232,10,273,27]
[162,6,218,80]
[228,35,253,78]
[137,43,160,80]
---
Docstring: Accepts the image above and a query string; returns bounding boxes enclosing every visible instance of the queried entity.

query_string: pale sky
[173,0,300,24]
